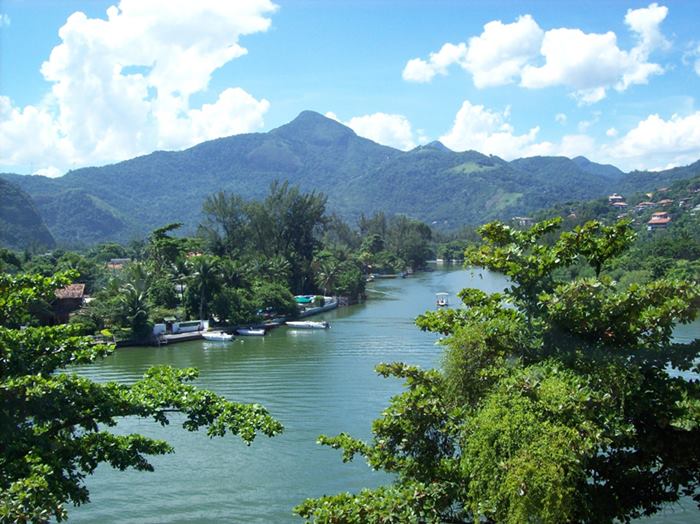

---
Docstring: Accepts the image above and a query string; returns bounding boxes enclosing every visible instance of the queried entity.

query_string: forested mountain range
[0,179,55,250]
[2,110,699,247]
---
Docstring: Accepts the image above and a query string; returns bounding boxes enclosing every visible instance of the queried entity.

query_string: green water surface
[67,268,699,523]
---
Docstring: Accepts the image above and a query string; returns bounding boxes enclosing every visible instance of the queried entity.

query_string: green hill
[0,179,55,250]
[2,111,699,246]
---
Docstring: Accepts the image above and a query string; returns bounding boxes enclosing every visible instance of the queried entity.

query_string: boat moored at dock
[285,320,330,329]
[236,328,266,336]
[202,331,234,341]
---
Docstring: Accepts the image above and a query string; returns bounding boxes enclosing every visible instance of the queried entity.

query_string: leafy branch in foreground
[296,220,700,523]
[0,272,283,523]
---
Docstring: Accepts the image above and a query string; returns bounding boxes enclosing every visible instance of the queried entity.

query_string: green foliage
[116,263,152,340]
[0,271,283,522]
[0,179,55,251]
[199,192,249,257]
[8,112,696,248]
[251,281,297,318]
[534,173,700,285]
[298,219,700,523]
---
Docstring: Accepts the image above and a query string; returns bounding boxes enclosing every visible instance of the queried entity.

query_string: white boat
[202,331,234,341]
[285,320,330,329]
[236,327,266,336]
[436,292,449,307]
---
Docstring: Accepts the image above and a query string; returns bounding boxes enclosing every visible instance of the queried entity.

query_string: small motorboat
[285,320,330,329]
[236,327,266,336]
[436,292,449,307]
[202,331,234,341]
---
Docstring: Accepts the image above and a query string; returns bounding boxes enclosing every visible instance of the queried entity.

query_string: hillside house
[53,283,86,323]
[647,211,671,231]
[107,258,130,271]
[512,216,534,227]
[608,193,625,205]
[634,201,656,213]
[657,198,674,207]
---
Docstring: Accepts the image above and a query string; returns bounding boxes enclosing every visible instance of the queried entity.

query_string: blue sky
[1,0,700,176]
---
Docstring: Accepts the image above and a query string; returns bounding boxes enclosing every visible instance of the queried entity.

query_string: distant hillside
[32,190,129,247]
[0,179,55,250]
[2,110,699,246]
[617,160,700,194]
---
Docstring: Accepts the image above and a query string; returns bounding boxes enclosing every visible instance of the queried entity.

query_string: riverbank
[144,296,340,346]
[69,268,699,524]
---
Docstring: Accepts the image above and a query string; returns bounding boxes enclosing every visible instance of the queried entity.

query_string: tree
[313,254,340,296]
[186,255,221,321]
[116,262,152,340]
[0,271,282,523]
[198,192,250,257]
[146,223,185,274]
[247,181,327,292]
[296,219,700,523]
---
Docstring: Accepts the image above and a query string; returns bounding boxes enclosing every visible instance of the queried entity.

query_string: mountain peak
[425,140,452,152]
[410,140,453,154]
[572,155,623,178]
[271,110,356,144]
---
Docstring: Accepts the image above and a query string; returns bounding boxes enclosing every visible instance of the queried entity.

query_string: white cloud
[404,4,669,103]
[0,13,10,27]
[555,113,567,125]
[0,0,276,175]
[438,100,542,158]
[437,99,606,162]
[35,166,62,178]
[402,43,467,83]
[683,42,700,76]
[464,15,543,88]
[556,134,597,158]
[624,3,670,56]
[605,111,700,170]
[577,112,601,133]
[402,15,542,87]
[326,111,418,150]
[522,3,669,102]
[606,127,618,137]
[520,14,666,104]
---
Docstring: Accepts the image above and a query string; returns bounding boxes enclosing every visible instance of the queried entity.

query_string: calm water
[68,268,699,523]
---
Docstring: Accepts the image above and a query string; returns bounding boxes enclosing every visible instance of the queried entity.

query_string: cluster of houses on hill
[606,188,698,231]
[511,184,699,233]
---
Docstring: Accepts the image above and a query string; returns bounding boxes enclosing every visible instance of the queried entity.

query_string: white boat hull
[285,320,330,329]
[237,328,266,336]
[202,331,234,341]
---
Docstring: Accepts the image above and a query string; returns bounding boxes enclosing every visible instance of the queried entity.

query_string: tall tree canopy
[0,272,283,523]
[296,219,700,523]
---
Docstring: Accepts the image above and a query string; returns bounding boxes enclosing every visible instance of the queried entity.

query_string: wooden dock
[160,332,204,344]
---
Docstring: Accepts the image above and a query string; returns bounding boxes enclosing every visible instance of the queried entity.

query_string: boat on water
[236,327,266,336]
[202,331,234,341]
[285,320,330,329]
[436,292,449,307]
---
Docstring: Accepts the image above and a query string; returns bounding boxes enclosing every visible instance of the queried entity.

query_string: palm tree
[118,262,151,339]
[314,257,340,296]
[187,255,220,320]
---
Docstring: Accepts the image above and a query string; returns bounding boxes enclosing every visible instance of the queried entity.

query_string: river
[69,268,699,523]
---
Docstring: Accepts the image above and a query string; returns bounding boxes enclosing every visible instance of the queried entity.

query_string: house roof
[55,283,86,299]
